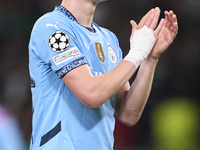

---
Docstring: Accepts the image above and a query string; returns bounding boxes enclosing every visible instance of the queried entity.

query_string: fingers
[164,10,178,38]
[137,8,154,29]
[130,7,178,42]
[154,18,165,39]
[138,7,161,30]
[148,7,161,29]
[171,11,178,37]
[130,20,137,40]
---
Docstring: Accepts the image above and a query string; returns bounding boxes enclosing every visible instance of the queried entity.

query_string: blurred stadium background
[0,0,199,149]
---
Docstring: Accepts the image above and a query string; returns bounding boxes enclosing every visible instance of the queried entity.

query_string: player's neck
[61,0,97,28]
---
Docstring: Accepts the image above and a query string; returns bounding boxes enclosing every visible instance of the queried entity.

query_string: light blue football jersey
[29,5,122,150]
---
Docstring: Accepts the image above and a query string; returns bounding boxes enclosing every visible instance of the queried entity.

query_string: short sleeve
[29,16,88,78]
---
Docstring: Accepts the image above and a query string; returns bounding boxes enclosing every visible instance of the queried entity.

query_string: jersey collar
[55,5,96,33]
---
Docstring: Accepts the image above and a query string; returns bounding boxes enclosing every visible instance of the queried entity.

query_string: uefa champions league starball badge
[49,31,69,52]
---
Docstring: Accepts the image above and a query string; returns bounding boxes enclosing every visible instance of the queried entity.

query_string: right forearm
[62,60,136,109]
[93,60,136,99]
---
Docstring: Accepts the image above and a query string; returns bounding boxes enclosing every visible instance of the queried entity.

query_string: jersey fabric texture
[29,5,122,150]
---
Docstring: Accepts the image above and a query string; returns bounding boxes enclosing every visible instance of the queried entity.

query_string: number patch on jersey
[49,31,70,52]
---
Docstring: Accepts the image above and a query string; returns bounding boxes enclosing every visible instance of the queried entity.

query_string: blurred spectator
[150,97,200,150]
[0,104,26,150]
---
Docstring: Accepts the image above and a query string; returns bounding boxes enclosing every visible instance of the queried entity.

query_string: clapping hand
[149,10,178,59]
[130,8,178,60]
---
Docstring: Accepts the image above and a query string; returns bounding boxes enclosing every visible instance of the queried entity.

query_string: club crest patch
[49,31,69,52]
[95,42,105,63]
[108,46,117,63]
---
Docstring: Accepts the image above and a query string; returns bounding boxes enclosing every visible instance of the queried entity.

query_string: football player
[29,0,178,149]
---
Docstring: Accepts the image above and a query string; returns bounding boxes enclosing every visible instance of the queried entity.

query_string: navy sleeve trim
[40,121,61,147]
[55,57,88,78]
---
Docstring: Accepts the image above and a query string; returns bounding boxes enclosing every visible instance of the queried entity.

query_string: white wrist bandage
[124,26,156,68]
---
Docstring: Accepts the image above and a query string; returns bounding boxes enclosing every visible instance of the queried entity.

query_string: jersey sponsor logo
[49,31,69,52]
[52,47,80,65]
[46,21,59,30]
[95,42,105,63]
[108,46,117,63]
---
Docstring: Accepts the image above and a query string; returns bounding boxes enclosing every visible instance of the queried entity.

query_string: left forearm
[116,57,158,126]
[116,7,178,126]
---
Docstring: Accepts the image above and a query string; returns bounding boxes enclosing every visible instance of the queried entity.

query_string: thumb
[130,20,137,40]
